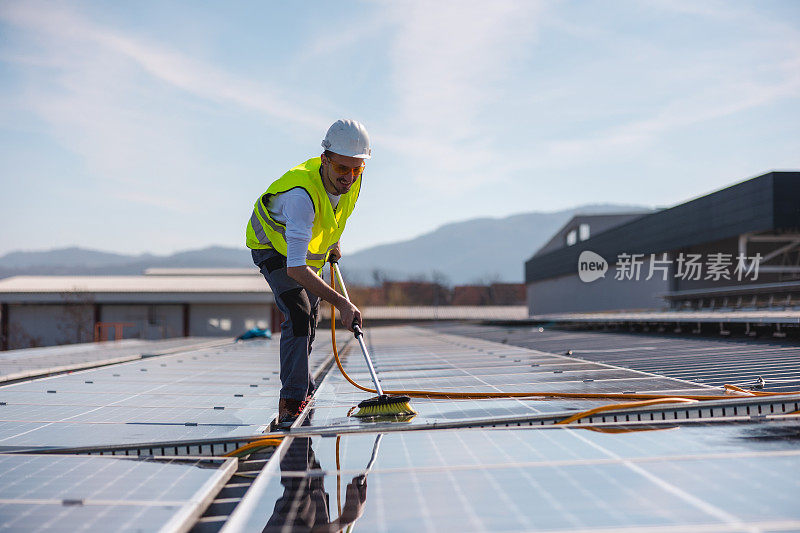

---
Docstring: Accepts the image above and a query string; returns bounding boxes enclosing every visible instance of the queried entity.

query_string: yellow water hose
[327,264,799,407]
[554,397,697,424]
[223,437,284,457]
[223,267,800,458]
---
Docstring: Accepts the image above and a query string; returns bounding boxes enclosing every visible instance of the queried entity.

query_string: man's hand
[286,264,364,332]
[339,476,367,523]
[328,241,342,263]
[338,300,362,332]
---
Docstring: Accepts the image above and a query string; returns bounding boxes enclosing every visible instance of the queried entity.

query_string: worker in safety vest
[246,119,369,429]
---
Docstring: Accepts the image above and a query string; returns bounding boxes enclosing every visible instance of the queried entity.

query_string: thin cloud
[379,0,546,190]
[0,2,329,130]
[0,2,336,215]
[542,72,800,161]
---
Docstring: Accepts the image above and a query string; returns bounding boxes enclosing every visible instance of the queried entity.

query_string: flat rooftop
[0,325,798,531]
[0,274,272,303]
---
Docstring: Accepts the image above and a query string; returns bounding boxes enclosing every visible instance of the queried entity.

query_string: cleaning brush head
[353,394,416,417]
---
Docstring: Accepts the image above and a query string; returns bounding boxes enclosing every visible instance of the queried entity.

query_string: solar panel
[227,422,800,532]
[303,326,721,431]
[218,325,800,531]
[431,324,800,392]
[0,337,334,451]
[2,323,798,532]
[0,454,235,532]
[0,337,227,384]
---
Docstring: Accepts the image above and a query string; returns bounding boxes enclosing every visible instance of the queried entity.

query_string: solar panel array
[0,337,228,384]
[0,454,235,532]
[1,325,799,532]
[227,423,800,532]
[429,323,800,392]
[0,337,331,451]
[306,326,723,433]
[222,326,800,532]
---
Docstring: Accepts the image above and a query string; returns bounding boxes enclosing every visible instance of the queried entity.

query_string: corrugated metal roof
[143,268,259,276]
[533,310,800,324]
[0,275,270,294]
[320,305,528,320]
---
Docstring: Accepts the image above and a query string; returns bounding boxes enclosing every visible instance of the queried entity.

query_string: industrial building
[0,268,277,350]
[525,171,800,319]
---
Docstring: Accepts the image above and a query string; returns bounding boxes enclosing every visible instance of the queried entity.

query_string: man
[246,119,369,429]
[264,436,367,532]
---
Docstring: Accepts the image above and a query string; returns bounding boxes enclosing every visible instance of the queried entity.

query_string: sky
[1,0,799,257]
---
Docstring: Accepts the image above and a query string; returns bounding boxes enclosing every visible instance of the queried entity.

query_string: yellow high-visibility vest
[245,157,361,270]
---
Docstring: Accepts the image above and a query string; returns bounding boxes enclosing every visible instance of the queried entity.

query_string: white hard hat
[321,119,371,159]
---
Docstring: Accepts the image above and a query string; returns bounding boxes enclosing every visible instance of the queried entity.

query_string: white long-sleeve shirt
[267,188,341,267]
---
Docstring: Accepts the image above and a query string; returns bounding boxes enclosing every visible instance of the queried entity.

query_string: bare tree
[371,268,390,286]
[57,291,95,345]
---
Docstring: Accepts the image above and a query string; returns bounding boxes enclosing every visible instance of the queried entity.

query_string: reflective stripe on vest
[245,157,360,269]
[252,213,336,262]
[256,201,285,235]
[306,241,339,261]
[249,212,270,244]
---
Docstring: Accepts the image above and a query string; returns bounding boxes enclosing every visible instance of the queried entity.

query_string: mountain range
[0,204,650,285]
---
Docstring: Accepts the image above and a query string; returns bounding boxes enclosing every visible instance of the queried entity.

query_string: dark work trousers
[253,249,318,402]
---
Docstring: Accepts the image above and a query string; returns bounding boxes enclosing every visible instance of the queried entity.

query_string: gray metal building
[525,171,800,316]
[0,269,276,350]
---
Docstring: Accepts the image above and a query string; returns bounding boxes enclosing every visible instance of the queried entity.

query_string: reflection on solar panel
[1,325,799,532]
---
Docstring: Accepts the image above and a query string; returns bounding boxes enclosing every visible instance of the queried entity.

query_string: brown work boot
[277,398,304,429]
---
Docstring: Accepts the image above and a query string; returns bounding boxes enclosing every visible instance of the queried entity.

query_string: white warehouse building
[0,269,276,350]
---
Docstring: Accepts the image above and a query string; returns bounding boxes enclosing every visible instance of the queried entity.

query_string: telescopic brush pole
[333,262,384,396]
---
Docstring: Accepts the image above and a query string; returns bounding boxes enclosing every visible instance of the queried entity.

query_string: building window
[208,318,232,331]
[579,223,590,241]
[566,229,577,246]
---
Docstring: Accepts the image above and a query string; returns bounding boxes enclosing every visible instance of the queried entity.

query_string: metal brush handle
[365,433,383,472]
[332,262,350,300]
[353,325,384,396]
[333,263,384,396]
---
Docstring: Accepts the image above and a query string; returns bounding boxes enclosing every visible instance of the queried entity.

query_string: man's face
[322,152,365,195]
